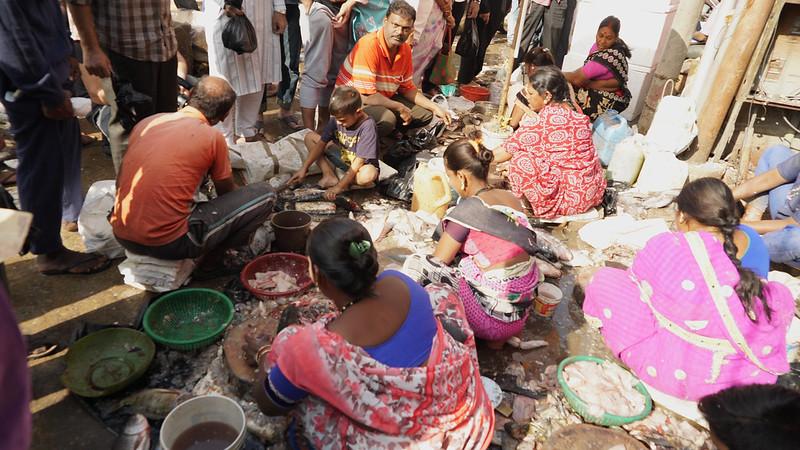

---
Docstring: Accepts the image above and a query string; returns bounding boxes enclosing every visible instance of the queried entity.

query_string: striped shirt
[336,28,416,98]
[67,0,177,62]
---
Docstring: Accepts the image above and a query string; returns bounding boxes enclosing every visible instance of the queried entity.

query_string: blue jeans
[754,144,800,268]
[2,95,81,254]
[277,4,301,111]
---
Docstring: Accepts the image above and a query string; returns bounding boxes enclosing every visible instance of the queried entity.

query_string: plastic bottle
[592,111,632,167]
[607,135,646,185]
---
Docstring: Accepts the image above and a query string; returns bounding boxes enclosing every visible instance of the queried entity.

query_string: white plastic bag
[635,151,689,193]
[229,129,318,184]
[77,180,125,259]
[645,80,698,155]
[118,251,196,292]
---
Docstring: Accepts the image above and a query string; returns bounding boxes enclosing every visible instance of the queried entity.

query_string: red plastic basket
[460,84,490,102]
[240,253,314,299]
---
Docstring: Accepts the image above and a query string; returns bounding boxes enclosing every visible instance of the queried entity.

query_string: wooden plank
[710,0,786,161]
[737,111,759,183]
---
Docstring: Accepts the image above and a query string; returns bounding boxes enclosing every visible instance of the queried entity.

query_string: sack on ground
[118,251,196,292]
[78,180,125,259]
[222,14,258,54]
[229,129,319,183]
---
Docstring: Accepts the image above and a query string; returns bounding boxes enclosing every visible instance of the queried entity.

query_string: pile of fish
[249,270,299,292]
[563,360,647,418]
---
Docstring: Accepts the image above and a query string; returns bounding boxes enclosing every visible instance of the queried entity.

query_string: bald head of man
[187,76,237,125]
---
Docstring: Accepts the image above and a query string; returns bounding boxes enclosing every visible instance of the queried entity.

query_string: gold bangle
[255,344,272,363]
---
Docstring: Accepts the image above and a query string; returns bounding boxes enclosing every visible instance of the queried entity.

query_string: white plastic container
[480,123,513,151]
[607,134,646,184]
[160,395,247,450]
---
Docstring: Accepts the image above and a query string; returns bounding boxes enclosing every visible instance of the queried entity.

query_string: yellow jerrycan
[411,163,452,219]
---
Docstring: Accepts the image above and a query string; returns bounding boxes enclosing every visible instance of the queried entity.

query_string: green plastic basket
[557,355,653,427]
[143,288,234,351]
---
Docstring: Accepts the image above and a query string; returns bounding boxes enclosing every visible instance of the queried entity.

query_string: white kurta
[204,0,285,95]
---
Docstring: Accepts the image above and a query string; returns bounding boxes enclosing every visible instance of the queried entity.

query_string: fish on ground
[111,414,150,450]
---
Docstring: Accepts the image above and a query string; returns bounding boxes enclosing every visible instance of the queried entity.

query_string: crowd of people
[2,0,800,448]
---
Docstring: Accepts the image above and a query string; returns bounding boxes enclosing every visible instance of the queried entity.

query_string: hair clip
[469,139,482,154]
[348,240,372,258]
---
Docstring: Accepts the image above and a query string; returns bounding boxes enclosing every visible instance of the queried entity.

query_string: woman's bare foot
[37,248,111,275]
[317,176,339,189]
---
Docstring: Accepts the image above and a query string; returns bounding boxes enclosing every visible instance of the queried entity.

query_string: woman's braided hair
[675,178,771,322]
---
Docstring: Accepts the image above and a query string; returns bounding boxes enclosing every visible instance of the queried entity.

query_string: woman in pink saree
[252,218,493,449]
[583,178,794,402]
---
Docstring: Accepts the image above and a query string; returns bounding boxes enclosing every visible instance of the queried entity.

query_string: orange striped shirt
[336,28,416,98]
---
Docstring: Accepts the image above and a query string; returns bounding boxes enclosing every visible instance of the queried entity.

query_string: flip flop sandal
[40,253,112,276]
[280,115,304,131]
[27,343,60,360]
[80,134,97,146]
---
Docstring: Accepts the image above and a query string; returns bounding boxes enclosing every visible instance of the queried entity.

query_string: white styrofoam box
[566,0,678,70]
[625,63,655,121]
[562,52,654,121]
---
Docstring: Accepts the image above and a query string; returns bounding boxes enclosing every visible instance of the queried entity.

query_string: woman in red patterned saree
[494,66,605,219]
[252,218,493,449]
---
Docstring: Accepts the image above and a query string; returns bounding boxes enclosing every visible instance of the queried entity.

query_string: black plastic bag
[455,19,479,57]
[222,14,258,55]
[173,0,199,10]
[112,77,153,132]
[378,158,418,202]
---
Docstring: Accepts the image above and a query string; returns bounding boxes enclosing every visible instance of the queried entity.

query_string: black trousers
[514,0,573,69]
[457,0,510,84]
[1,95,81,255]
[363,95,434,138]
[117,183,276,260]
[107,51,177,173]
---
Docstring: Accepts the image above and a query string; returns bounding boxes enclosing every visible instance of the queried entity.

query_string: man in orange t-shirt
[336,0,450,153]
[110,76,275,261]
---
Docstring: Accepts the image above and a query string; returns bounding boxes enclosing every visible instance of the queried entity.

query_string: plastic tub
[160,395,247,450]
[460,84,490,102]
[480,123,513,150]
[240,252,313,299]
[534,282,563,318]
[271,210,311,254]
